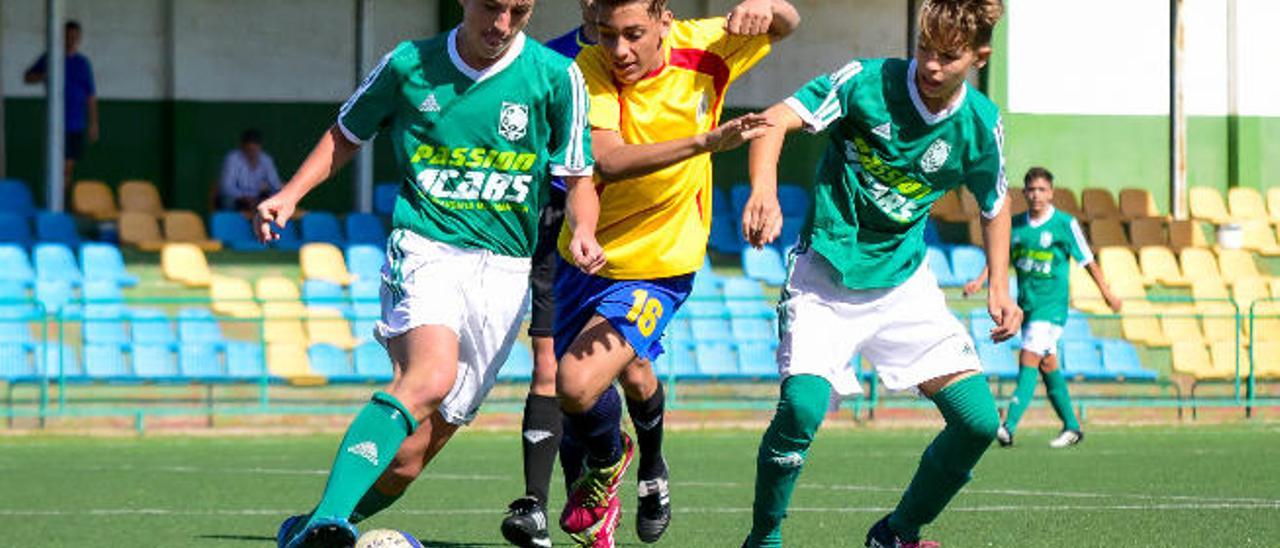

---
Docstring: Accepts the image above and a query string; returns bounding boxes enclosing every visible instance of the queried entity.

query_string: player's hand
[725,0,774,35]
[1105,293,1123,314]
[987,291,1023,343]
[570,229,606,275]
[253,191,298,244]
[742,190,782,249]
[700,113,773,153]
[962,279,985,298]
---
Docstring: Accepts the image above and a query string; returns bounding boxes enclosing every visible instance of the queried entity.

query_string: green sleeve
[547,63,594,177]
[783,59,864,134]
[337,44,404,144]
[963,117,1008,218]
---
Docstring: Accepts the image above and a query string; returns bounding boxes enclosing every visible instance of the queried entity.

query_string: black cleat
[501,496,552,548]
[866,514,940,548]
[635,468,671,543]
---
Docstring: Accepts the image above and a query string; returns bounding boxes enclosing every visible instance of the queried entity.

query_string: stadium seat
[161,210,222,251]
[1179,248,1223,285]
[263,306,307,345]
[1168,220,1208,250]
[949,245,986,284]
[1089,219,1129,249]
[0,214,33,248]
[133,344,180,380]
[1172,341,1213,379]
[0,343,36,380]
[1189,187,1232,224]
[118,212,166,251]
[177,307,225,344]
[41,342,82,378]
[130,307,176,345]
[775,216,805,252]
[0,245,36,287]
[307,343,356,381]
[1208,341,1245,380]
[1239,221,1280,256]
[349,279,381,342]
[179,343,224,379]
[266,219,303,251]
[1008,187,1028,216]
[1215,249,1266,286]
[1199,302,1239,344]
[1052,188,1085,220]
[35,212,81,248]
[345,244,384,282]
[975,339,1018,379]
[730,314,775,343]
[695,342,738,378]
[1243,300,1280,344]
[0,294,35,344]
[344,213,386,246]
[209,211,267,251]
[266,343,320,383]
[777,184,811,218]
[1081,188,1121,221]
[926,246,958,286]
[1119,188,1162,221]
[302,279,347,312]
[84,343,131,380]
[1062,310,1093,341]
[1098,247,1145,299]
[373,183,399,217]
[707,210,742,254]
[118,180,165,218]
[958,188,984,219]
[83,303,127,344]
[81,243,139,287]
[930,190,967,222]
[656,341,697,379]
[1191,277,1230,306]
[34,243,82,286]
[1251,341,1280,380]
[0,180,36,218]
[161,243,211,287]
[224,341,266,379]
[1120,301,1169,347]
[255,276,301,303]
[353,341,393,381]
[301,243,355,285]
[300,212,345,247]
[35,279,74,315]
[729,184,752,220]
[691,316,733,342]
[1160,310,1205,345]
[1138,246,1187,286]
[1227,187,1268,223]
[1099,339,1156,381]
[737,341,780,379]
[210,276,261,318]
[741,246,786,286]
[1069,262,1111,315]
[723,276,765,302]
[306,308,358,349]
[1232,277,1270,310]
[497,344,534,382]
[1061,340,1107,380]
[71,180,119,221]
[1269,189,1280,226]
[1128,218,1166,250]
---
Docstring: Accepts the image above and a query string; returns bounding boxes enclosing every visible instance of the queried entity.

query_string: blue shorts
[553,257,694,362]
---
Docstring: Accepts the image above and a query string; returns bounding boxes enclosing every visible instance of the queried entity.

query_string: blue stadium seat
[497,344,534,382]
[36,212,80,247]
[353,341,393,382]
[1099,339,1157,381]
[969,308,1022,349]
[1061,340,1108,380]
[731,316,775,343]
[83,305,128,344]
[308,343,356,381]
[349,279,381,343]
[0,213,32,248]
[374,183,399,217]
[976,339,1019,379]
[723,277,765,301]
[267,220,302,251]
[691,317,733,343]
[0,279,27,302]
[1062,310,1093,342]
[949,245,987,285]
[83,279,123,303]
[695,342,739,378]
[81,243,139,287]
[35,279,74,315]
[346,244,385,283]
[225,341,266,379]
[774,216,805,252]
[665,315,694,346]
[926,246,959,286]
[130,308,175,345]
[300,212,345,246]
[0,245,35,287]
[0,343,36,380]
[729,184,751,222]
[303,279,348,312]
[777,184,810,218]
[708,210,742,254]
[210,211,267,251]
[345,213,386,246]
[177,307,225,344]
[41,343,83,378]
[84,343,131,380]
[179,342,224,379]
[742,246,787,286]
[133,344,179,380]
[737,341,780,379]
[34,243,81,286]
[0,180,36,218]
[923,219,942,247]
[653,341,696,379]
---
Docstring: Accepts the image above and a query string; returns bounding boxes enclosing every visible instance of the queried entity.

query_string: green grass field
[3,424,1278,547]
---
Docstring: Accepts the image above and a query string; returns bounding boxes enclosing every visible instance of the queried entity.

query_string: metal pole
[1169,0,1187,219]
[907,0,919,57]
[1226,0,1239,188]
[0,0,7,179]
[352,0,374,213]
[45,0,65,211]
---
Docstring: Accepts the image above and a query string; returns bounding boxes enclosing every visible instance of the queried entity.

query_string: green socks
[746,374,832,548]
[350,485,404,524]
[1043,369,1080,431]
[305,392,418,529]
[887,375,998,541]
[1003,366,1038,434]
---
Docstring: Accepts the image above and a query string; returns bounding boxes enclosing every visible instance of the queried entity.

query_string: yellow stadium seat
[1199,302,1239,345]
[1192,277,1231,308]
[1180,248,1223,285]
[118,180,165,217]
[1053,188,1085,220]
[930,191,967,222]
[1268,188,1280,226]
[1245,301,1280,344]
[1009,187,1028,216]
[1129,218,1167,250]
[71,180,119,221]
[1208,341,1245,380]
[1271,279,1280,298]
[1168,220,1208,251]
[1238,221,1280,256]
[162,210,223,251]
[262,299,307,345]
[1089,219,1129,249]
[1138,246,1187,286]
[1216,249,1268,286]
[1121,301,1169,346]
[1189,187,1232,224]
[255,276,301,303]
[1160,310,1205,345]
[118,212,166,251]
[1228,187,1268,223]
[1232,276,1270,309]
[160,243,212,287]
[300,243,355,285]
[1119,188,1163,220]
[306,308,358,349]
[1082,188,1121,221]
[1098,247,1145,299]
[266,343,324,385]
[1070,262,1110,315]
[210,275,261,318]
[1171,341,1212,378]
[1251,341,1280,380]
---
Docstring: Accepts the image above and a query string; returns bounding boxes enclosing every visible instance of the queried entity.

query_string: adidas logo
[872,122,892,140]
[419,93,440,113]
[347,441,379,466]
[523,429,554,444]
[770,451,804,469]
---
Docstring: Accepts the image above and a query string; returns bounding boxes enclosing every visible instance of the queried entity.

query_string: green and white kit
[1010,206,1093,355]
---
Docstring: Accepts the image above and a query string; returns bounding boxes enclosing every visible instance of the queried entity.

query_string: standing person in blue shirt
[25,20,98,192]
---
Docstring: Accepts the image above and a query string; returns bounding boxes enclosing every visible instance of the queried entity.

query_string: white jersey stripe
[1069,218,1094,266]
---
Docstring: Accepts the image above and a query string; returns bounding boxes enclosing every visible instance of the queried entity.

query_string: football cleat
[996,423,1013,447]
[560,432,633,534]
[865,515,941,548]
[634,469,671,543]
[1049,429,1083,448]
[568,496,621,548]
[501,496,553,548]
[284,516,359,548]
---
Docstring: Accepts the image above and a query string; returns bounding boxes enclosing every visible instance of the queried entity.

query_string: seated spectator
[216,129,281,213]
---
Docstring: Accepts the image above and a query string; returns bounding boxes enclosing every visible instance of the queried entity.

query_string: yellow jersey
[558,18,771,279]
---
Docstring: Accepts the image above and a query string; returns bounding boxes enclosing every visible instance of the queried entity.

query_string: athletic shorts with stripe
[376,229,531,425]
[552,257,693,363]
[528,187,567,338]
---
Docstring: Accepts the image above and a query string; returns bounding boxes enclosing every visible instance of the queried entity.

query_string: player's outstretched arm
[591,114,772,182]
[725,0,801,41]
[564,175,606,275]
[1085,262,1123,313]
[741,102,803,248]
[963,266,990,297]
[981,203,1023,342]
[254,126,359,243]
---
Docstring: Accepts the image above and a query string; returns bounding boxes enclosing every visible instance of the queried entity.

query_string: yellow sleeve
[575,47,621,131]
[683,18,773,83]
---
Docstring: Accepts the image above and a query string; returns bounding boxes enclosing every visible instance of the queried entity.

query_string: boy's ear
[972,45,993,70]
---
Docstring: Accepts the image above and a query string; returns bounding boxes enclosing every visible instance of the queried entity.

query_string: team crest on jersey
[920,139,951,173]
[498,102,529,142]
[1040,231,1053,247]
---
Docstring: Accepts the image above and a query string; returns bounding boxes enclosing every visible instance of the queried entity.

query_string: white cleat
[996,423,1013,447]
[1049,429,1083,448]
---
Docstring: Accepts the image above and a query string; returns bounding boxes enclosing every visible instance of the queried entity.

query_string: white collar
[906,58,967,125]
[447,27,527,83]
[1028,205,1055,228]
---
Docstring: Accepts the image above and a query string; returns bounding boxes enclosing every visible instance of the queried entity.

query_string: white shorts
[777,248,981,396]
[376,229,531,425]
[1020,321,1063,357]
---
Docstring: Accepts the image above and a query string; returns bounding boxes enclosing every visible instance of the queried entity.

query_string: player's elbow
[592,157,627,183]
[768,2,801,40]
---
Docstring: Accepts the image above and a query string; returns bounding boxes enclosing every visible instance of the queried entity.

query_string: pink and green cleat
[568,495,622,547]
[560,432,633,535]
[865,515,941,548]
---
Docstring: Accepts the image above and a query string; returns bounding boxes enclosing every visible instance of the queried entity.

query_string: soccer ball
[354,529,423,548]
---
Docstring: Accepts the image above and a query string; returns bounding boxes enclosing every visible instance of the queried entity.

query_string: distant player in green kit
[739,0,1016,546]
[964,167,1122,449]
[256,1,602,546]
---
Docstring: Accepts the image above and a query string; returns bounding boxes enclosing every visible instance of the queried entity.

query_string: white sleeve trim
[336,118,370,146]
[1069,218,1095,266]
[783,97,823,134]
[550,164,594,177]
[979,120,1008,219]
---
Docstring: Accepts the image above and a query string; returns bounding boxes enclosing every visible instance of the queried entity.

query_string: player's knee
[556,383,597,414]
[388,382,448,420]
[956,404,1000,444]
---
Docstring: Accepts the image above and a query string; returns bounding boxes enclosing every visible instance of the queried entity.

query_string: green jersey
[785,58,1006,290]
[1011,208,1093,325]
[339,31,592,257]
